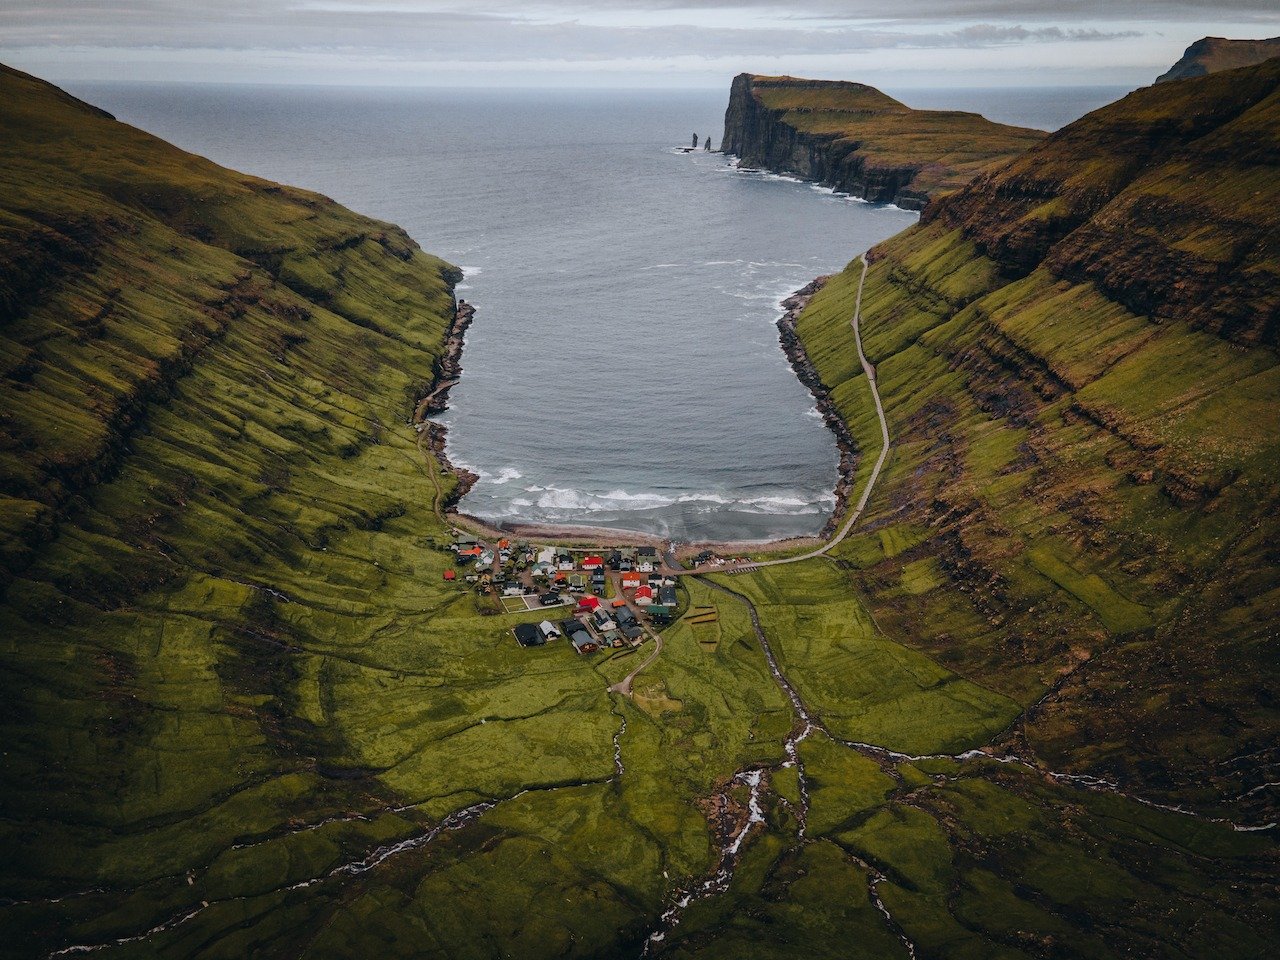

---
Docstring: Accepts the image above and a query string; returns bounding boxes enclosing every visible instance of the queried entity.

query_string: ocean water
[72,83,1125,541]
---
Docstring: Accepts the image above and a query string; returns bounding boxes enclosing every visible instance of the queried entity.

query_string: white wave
[489,467,523,485]
[459,265,482,277]
[510,497,533,508]
[805,407,824,419]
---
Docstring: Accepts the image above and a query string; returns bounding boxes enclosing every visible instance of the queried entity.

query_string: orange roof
[443,570,456,580]
[458,546,483,556]
[612,598,627,608]
[498,539,510,549]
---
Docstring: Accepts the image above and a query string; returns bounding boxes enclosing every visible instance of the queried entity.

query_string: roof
[577,595,601,610]
[443,570,456,580]
[638,546,657,556]
[635,585,654,598]
[584,555,604,565]
[458,546,483,556]
[539,620,560,635]
[612,598,627,608]
[514,623,544,646]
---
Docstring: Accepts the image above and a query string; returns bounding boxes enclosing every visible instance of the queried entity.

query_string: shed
[443,570,456,581]
[539,620,562,640]
[611,598,628,609]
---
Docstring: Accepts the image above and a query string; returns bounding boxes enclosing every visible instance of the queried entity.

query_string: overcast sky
[3,1,1277,88]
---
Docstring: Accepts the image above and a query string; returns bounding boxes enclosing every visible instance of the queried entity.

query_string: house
[559,617,581,636]
[615,607,637,627]
[503,583,525,597]
[621,571,642,590]
[540,591,563,606]
[457,545,484,561]
[577,595,601,612]
[607,550,622,571]
[659,585,678,607]
[647,604,672,624]
[539,620,562,640]
[570,574,585,590]
[611,598,628,610]
[570,630,598,654]
[694,550,715,565]
[634,585,654,605]
[537,547,556,566]
[582,555,604,571]
[497,538,511,551]
[514,623,545,647]
[478,550,495,567]
[556,552,575,571]
[591,570,606,586]
[591,608,616,631]
[622,624,645,641]
[601,628,623,647]
[443,570,456,581]
[638,545,657,572]
[452,538,478,553]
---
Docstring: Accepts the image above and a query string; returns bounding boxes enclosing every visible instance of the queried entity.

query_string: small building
[539,620,562,640]
[570,630,598,654]
[611,598,628,609]
[503,583,525,597]
[694,550,715,565]
[443,570,456,581]
[621,571,642,589]
[577,595,601,612]
[514,623,545,647]
[582,555,604,570]
[659,585,678,607]
[634,585,654,606]
[647,604,672,624]
[540,591,563,606]
[601,628,623,647]
[607,550,622,570]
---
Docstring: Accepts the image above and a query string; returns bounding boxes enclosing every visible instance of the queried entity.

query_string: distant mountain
[721,73,1044,209]
[1156,35,1280,83]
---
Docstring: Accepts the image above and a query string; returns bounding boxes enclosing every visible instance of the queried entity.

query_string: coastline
[775,276,861,541]
[417,276,861,558]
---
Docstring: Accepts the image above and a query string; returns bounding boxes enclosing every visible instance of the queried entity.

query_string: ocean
[72,82,1131,542]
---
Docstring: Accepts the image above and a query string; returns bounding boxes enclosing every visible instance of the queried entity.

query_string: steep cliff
[1156,35,1280,83]
[721,73,1045,209]
[792,57,1280,819]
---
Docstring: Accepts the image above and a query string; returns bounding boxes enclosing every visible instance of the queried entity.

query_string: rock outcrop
[1156,35,1280,83]
[721,73,1044,209]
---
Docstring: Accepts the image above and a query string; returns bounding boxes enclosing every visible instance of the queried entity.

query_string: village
[444,535,715,656]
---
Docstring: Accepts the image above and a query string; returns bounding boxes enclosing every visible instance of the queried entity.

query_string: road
[665,254,889,576]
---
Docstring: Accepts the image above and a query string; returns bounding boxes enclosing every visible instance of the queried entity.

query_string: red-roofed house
[582,555,605,570]
[621,571,642,589]
[577,595,601,612]
[634,585,654,605]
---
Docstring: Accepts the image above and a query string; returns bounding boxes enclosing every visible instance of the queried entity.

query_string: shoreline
[417,276,858,559]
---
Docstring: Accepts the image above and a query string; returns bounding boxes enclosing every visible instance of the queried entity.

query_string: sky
[2,1,1278,88]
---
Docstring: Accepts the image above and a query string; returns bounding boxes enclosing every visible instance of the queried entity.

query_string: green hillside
[793,58,1280,817]
[0,62,1276,959]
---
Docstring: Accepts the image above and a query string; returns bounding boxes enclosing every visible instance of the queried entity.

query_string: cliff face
[721,73,1045,209]
[1156,35,1280,83]
[793,57,1280,819]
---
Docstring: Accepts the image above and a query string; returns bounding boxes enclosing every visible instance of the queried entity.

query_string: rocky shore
[415,297,479,508]
[775,276,860,540]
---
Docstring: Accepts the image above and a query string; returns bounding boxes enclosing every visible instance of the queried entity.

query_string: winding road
[668,254,888,576]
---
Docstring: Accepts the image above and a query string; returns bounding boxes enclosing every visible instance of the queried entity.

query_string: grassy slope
[731,75,1045,203]
[1,62,1276,959]
[792,59,1280,817]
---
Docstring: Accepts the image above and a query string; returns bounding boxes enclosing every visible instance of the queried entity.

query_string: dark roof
[638,546,657,556]
[622,624,644,639]
[615,607,637,625]
[515,623,544,646]
[659,586,678,605]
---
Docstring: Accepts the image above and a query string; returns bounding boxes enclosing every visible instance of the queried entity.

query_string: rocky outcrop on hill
[721,73,1044,209]
[1156,35,1280,83]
